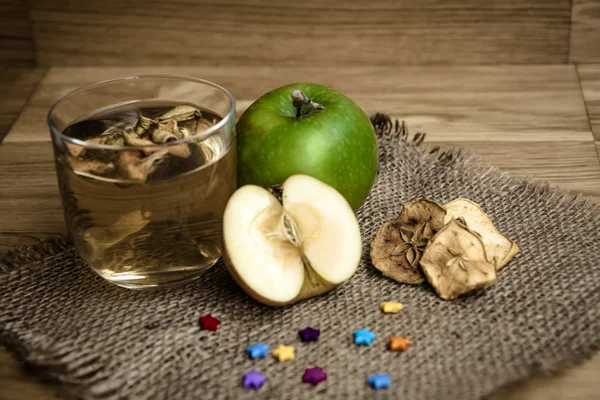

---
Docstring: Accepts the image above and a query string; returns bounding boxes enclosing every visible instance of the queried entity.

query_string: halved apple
[222,174,362,306]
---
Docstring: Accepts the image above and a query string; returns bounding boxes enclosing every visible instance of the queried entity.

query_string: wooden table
[1,65,599,399]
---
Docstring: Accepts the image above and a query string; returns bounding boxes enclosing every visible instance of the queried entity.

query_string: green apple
[236,83,378,210]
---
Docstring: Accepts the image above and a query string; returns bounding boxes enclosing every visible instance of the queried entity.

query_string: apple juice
[55,102,236,288]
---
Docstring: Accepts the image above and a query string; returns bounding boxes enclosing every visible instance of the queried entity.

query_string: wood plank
[434,141,600,202]
[0,140,598,236]
[1,64,599,399]
[0,345,598,400]
[0,0,35,66]
[577,64,600,159]
[0,142,63,233]
[0,233,58,253]
[490,352,600,400]
[569,0,600,63]
[0,140,54,165]
[0,68,46,143]
[1,144,599,400]
[29,0,570,66]
[0,348,62,400]
[5,65,591,143]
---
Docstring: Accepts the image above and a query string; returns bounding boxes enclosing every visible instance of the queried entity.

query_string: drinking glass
[48,75,236,289]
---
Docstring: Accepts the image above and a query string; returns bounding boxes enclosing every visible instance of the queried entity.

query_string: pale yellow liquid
[56,104,236,288]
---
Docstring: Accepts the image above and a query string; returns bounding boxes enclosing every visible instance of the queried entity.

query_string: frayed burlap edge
[1,113,599,400]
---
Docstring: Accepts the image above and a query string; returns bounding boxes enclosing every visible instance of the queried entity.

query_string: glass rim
[47,74,236,150]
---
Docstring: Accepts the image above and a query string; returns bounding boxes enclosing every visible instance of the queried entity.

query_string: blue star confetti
[246,343,270,359]
[367,373,391,390]
[353,328,376,346]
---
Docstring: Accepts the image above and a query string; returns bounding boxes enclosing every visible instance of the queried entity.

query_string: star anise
[370,199,447,284]
[390,222,431,268]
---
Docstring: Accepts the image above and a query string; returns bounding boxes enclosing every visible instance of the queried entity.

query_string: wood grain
[1,138,599,238]
[569,0,600,63]
[5,65,592,143]
[0,142,63,233]
[0,349,597,400]
[0,233,57,253]
[0,0,35,66]
[577,64,600,159]
[434,141,600,202]
[1,64,599,399]
[0,348,63,400]
[28,0,571,66]
[0,68,46,143]
[489,353,600,400]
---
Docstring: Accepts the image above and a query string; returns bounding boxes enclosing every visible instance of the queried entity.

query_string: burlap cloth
[1,115,599,400]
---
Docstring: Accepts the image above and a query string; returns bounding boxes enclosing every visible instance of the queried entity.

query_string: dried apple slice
[444,198,519,270]
[420,219,497,300]
[222,174,362,306]
[396,199,446,234]
[370,199,446,284]
[502,241,520,268]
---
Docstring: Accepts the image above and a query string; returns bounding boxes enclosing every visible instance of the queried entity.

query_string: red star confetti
[199,314,220,331]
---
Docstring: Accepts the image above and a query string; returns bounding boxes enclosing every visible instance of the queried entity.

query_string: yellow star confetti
[272,345,295,362]
[380,301,403,313]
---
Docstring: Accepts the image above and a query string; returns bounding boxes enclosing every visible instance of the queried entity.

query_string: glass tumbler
[48,76,236,289]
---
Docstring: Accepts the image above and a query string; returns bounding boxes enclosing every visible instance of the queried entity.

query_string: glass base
[98,260,219,290]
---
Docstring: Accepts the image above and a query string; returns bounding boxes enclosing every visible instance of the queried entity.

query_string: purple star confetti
[299,327,320,342]
[302,366,327,385]
[242,370,266,389]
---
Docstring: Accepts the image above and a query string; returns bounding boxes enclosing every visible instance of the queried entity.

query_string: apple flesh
[236,83,379,210]
[222,175,362,306]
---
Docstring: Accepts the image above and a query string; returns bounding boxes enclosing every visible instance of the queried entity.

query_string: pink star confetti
[302,366,327,386]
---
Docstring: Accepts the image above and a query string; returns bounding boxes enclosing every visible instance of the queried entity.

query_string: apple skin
[223,248,336,307]
[236,83,378,210]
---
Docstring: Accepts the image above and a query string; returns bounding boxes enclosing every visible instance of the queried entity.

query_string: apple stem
[292,90,324,118]
[269,184,284,204]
